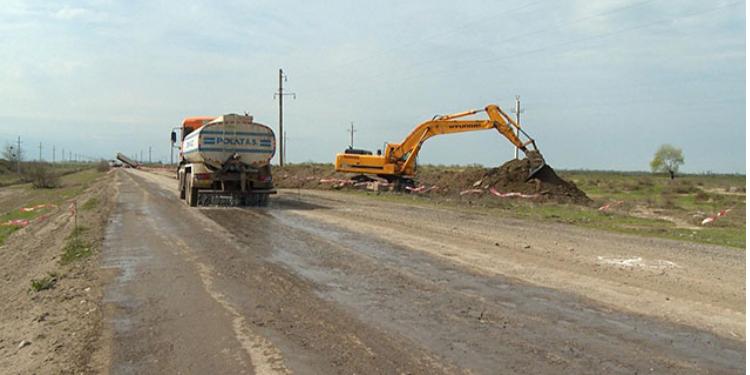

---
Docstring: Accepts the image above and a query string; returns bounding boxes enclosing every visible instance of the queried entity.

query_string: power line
[303,0,660,97]
[307,1,741,99]
[294,0,543,79]
[16,136,21,173]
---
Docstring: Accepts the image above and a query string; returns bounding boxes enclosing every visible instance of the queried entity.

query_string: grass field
[0,168,105,245]
[0,160,95,187]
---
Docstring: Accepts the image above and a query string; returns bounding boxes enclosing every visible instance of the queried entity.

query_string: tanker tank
[181,114,276,169]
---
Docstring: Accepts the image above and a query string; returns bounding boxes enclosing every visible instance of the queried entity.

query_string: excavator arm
[334,104,545,181]
[390,105,539,171]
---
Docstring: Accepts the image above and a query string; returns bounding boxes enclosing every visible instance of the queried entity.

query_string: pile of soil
[273,154,590,204]
[481,152,590,204]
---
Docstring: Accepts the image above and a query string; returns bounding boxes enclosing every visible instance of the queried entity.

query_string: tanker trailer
[174,114,276,207]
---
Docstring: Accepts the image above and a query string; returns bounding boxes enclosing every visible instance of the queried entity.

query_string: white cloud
[0,0,743,171]
[53,5,105,22]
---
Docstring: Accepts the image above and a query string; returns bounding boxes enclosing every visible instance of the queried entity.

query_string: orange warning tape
[598,201,624,211]
[701,208,733,225]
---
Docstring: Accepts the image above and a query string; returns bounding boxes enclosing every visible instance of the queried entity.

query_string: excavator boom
[335,104,546,183]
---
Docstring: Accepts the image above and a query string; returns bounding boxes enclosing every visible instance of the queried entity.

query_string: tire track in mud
[124,170,449,374]
[203,198,744,375]
[103,171,288,374]
[123,170,745,374]
[133,171,291,374]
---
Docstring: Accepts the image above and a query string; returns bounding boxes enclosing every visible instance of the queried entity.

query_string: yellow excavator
[334,104,546,188]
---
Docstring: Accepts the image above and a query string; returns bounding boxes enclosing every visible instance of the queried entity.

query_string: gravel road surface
[99,169,744,374]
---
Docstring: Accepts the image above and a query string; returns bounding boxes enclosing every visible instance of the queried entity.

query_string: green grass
[0,209,39,246]
[281,164,745,248]
[0,167,104,246]
[30,272,58,292]
[81,197,99,211]
[340,176,746,249]
[60,226,92,264]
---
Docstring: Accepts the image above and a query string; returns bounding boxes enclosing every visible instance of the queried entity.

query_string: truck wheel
[258,194,269,207]
[186,177,198,207]
[179,175,186,199]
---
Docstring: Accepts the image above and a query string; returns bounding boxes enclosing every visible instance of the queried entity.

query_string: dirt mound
[273,157,590,204]
[482,153,590,204]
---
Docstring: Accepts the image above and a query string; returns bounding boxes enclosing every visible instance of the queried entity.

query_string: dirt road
[98,169,744,374]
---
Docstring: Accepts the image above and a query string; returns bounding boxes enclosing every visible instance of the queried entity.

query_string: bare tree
[2,142,21,162]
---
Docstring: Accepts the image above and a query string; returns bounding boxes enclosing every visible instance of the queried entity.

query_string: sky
[0,0,745,173]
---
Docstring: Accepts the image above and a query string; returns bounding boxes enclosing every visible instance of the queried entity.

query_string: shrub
[659,192,677,209]
[60,227,91,264]
[96,160,110,172]
[30,273,58,292]
[25,163,60,189]
[82,197,99,211]
[694,191,710,202]
[664,180,697,194]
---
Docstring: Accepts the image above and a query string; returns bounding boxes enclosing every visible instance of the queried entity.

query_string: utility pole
[347,122,356,148]
[140,150,143,163]
[148,146,152,164]
[283,131,287,163]
[274,68,295,166]
[38,142,42,161]
[512,95,523,159]
[53,145,56,163]
[16,136,21,173]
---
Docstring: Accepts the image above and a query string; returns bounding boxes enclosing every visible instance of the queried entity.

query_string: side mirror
[170,131,177,143]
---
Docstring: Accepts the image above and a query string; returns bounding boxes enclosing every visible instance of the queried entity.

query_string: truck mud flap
[195,190,275,207]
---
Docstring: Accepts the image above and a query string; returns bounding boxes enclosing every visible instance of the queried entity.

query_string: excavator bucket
[524,150,548,181]
[527,162,551,181]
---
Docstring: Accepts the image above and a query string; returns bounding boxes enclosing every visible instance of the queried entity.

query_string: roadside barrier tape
[460,189,485,196]
[701,208,733,225]
[1,219,30,227]
[405,185,426,192]
[406,185,440,194]
[488,187,540,199]
[19,204,57,212]
[406,185,439,193]
[598,201,624,211]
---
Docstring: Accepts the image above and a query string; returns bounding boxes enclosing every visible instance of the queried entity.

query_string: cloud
[52,5,106,22]
[0,0,743,171]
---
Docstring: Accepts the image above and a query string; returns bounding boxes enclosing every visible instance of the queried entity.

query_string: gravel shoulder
[0,170,114,374]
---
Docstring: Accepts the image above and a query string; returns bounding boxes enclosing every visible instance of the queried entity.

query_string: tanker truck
[173,114,276,207]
